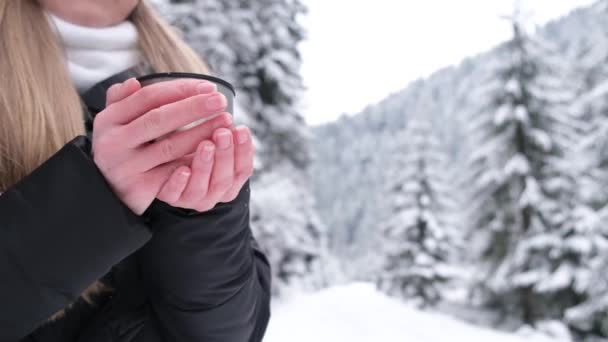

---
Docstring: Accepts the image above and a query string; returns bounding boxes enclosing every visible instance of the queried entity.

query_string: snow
[535,263,574,293]
[504,154,531,176]
[264,283,565,342]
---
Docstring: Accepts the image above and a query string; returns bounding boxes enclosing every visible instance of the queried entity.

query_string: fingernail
[126,77,139,86]
[216,130,232,149]
[180,169,191,178]
[213,113,232,129]
[121,78,132,90]
[205,93,227,111]
[201,142,215,161]
[237,127,249,144]
[225,113,233,126]
[197,81,216,94]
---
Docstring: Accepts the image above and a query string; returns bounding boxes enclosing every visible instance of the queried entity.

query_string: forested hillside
[311,2,608,339]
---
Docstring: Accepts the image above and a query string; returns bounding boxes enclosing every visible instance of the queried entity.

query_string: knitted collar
[47,12,141,93]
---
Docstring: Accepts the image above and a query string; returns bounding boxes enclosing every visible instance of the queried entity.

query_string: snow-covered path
[264,283,563,342]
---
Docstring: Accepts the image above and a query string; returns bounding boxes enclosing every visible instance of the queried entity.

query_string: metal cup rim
[137,72,236,97]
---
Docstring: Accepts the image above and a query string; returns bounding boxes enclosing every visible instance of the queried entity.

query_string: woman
[0,0,271,341]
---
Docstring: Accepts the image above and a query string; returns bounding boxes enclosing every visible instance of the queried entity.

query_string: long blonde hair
[0,0,209,321]
[0,0,209,192]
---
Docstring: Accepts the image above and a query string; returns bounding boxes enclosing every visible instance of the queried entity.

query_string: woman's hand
[156,124,255,212]
[91,77,234,215]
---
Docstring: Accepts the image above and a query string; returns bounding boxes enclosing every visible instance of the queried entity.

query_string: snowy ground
[263,283,567,342]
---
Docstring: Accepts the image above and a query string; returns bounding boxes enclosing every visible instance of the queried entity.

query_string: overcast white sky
[299,0,597,126]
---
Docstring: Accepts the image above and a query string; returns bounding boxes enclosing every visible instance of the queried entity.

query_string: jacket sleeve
[0,135,153,341]
[137,179,272,342]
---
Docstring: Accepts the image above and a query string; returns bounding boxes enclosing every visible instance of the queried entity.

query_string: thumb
[106,77,141,106]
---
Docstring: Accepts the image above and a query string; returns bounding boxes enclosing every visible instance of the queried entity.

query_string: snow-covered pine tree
[571,0,608,212]
[249,162,328,295]
[376,86,457,307]
[561,3,608,336]
[156,0,326,296]
[564,237,608,338]
[563,79,608,339]
[464,14,590,325]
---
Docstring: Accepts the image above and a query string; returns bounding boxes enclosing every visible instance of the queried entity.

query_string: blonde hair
[0,0,209,192]
[0,0,209,321]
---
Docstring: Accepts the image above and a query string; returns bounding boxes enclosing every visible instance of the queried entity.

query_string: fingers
[179,140,216,204]
[178,129,234,212]
[222,125,255,201]
[150,125,255,212]
[105,78,141,106]
[157,166,191,205]
[121,91,228,148]
[141,153,195,197]
[206,128,235,202]
[101,78,217,126]
[110,153,193,216]
[122,112,233,174]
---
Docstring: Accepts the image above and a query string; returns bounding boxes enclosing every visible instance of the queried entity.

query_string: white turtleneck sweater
[47,13,141,92]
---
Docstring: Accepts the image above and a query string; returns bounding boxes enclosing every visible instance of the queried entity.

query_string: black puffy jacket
[0,67,272,342]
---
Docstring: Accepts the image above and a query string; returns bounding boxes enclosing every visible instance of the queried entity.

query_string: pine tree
[574,0,608,211]
[560,3,608,336]
[249,162,328,295]
[563,69,608,338]
[376,87,457,307]
[464,14,590,324]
